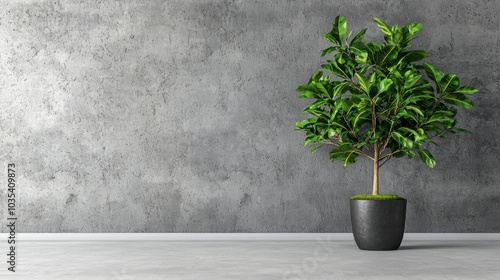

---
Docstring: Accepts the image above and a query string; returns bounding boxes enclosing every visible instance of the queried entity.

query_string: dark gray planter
[350,199,407,250]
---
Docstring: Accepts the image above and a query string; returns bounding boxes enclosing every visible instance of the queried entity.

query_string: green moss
[350,194,405,200]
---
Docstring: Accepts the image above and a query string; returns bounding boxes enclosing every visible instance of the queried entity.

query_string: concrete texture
[1,240,499,279]
[0,0,499,233]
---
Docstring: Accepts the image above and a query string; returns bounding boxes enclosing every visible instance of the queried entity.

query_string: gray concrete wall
[0,0,498,233]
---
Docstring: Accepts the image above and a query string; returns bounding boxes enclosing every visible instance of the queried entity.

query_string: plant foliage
[295,16,477,193]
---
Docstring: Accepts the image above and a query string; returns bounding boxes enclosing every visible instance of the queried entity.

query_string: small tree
[295,16,477,195]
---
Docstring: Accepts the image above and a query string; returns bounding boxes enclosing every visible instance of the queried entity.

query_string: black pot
[350,199,407,250]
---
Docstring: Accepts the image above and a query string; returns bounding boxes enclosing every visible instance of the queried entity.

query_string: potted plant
[295,16,477,250]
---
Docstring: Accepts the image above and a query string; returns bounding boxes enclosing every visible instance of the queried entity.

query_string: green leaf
[331,121,348,131]
[332,15,348,44]
[335,52,345,64]
[350,42,368,64]
[327,128,336,138]
[368,132,381,144]
[321,63,334,73]
[304,135,321,147]
[303,108,329,120]
[350,28,367,44]
[311,144,324,153]
[308,71,324,83]
[333,82,349,97]
[322,33,339,45]
[297,84,317,92]
[355,52,368,64]
[297,84,322,99]
[299,91,318,99]
[389,28,403,45]
[323,60,350,79]
[346,30,353,44]
[423,63,444,85]
[454,86,478,94]
[307,99,328,109]
[418,149,436,168]
[321,47,337,56]
[406,22,423,35]
[355,73,372,93]
[377,78,393,94]
[378,45,398,65]
[329,144,352,161]
[403,71,422,90]
[405,149,416,159]
[374,18,392,36]
[295,118,316,129]
[342,99,354,113]
[440,74,460,93]
[391,131,414,148]
[456,128,473,134]
[403,93,436,105]
[329,103,342,122]
[415,128,428,142]
[396,108,417,122]
[402,50,429,63]
[352,108,371,128]
[399,127,426,142]
[342,151,358,166]
[405,80,433,94]
[393,150,406,158]
[315,83,329,97]
[358,65,372,75]
[405,105,424,117]
[356,141,367,149]
[442,93,473,109]
[425,113,454,125]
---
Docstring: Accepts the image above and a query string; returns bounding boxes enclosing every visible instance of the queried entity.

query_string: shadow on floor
[399,243,492,250]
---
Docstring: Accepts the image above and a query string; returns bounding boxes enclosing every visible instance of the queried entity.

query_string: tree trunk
[372,143,379,195]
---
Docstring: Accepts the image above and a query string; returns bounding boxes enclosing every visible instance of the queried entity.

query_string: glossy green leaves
[374,18,392,36]
[391,131,414,149]
[423,63,475,109]
[441,74,460,93]
[418,149,436,168]
[406,22,423,35]
[323,15,348,46]
[374,18,423,48]
[442,93,473,109]
[329,144,358,167]
[296,15,477,170]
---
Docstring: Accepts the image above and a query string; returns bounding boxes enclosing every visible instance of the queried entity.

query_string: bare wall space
[0,0,499,233]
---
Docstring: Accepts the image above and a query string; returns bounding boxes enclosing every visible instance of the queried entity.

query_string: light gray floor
[1,240,499,279]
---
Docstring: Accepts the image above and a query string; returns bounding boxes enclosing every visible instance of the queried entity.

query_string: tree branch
[380,120,395,154]
[353,147,374,160]
[379,149,401,160]
[322,140,339,146]
[322,140,375,161]
[379,155,392,168]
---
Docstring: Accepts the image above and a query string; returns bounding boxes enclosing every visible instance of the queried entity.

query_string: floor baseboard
[1,233,499,241]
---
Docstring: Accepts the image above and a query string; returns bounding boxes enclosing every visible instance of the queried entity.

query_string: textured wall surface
[0,0,498,233]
